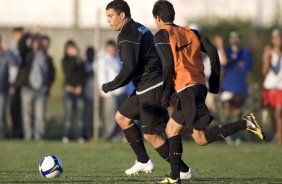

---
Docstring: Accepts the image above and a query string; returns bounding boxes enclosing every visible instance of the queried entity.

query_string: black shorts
[119,86,169,134]
[171,84,213,130]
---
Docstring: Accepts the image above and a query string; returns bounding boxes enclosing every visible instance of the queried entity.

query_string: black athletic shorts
[119,85,169,134]
[171,84,214,130]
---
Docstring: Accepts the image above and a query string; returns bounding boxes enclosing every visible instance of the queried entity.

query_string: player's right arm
[154,30,175,108]
[102,34,138,93]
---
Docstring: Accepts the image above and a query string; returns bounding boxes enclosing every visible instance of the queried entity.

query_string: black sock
[205,119,246,143]
[123,124,150,163]
[169,135,182,180]
[155,139,189,172]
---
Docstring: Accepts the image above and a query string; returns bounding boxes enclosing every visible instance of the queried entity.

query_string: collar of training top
[120,18,133,32]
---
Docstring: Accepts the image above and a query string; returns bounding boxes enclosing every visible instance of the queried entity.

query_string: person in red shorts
[262,29,282,144]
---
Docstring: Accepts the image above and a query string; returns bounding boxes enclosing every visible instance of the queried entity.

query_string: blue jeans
[0,92,7,138]
[63,91,84,139]
[84,97,93,139]
[21,87,47,140]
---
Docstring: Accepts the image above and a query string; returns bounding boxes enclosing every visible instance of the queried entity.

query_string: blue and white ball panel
[39,155,63,178]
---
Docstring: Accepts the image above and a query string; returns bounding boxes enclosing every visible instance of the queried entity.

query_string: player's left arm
[193,30,221,94]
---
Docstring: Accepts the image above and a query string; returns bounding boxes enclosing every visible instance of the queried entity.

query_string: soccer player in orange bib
[152,1,265,183]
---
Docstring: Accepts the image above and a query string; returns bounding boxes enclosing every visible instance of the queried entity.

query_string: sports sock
[123,124,150,163]
[155,139,189,172]
[169,135,182,180]
[205,119,246,143]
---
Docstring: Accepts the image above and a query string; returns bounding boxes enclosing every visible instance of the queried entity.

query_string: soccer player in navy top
[102,0,192,179]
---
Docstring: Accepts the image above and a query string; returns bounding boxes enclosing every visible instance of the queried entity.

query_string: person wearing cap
[262,29,282,144]
[220,31,253,143]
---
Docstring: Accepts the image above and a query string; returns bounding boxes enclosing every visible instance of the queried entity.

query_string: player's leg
[138,86,191,181]
[157,118,183,184]
[167,118,184,179]
[143,133,191,179]
[115,111,150,163]
[158,86,203,184]
[116,112,154,175]
[192,113,265,145]
[116,93,152,175]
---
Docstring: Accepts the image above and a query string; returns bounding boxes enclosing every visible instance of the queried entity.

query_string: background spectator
[15,32,54,140]
[83,46,95,140]
[0,34,13,138]
[262,29,282,144]
[9,27,23,138]
[220,31,253,143]
[96,40,124,141]
[62,40,86,143]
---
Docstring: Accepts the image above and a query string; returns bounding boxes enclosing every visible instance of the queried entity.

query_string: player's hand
[102,83,109,93]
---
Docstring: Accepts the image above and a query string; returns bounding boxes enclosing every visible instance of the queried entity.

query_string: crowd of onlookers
[0,27,133,143]
[0,26,281,144]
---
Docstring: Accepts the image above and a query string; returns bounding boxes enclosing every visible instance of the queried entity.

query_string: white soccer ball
[39,155,64,178]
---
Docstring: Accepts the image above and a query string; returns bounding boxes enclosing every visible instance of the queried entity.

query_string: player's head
[152,0,175,29]
[106,0,131,31]
[271,28,282,49]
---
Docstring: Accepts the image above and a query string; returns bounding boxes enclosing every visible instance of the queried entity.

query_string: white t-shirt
[96,50,126,98]
[263,51,282,90]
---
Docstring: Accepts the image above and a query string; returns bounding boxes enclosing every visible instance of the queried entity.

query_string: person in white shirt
[262,29,282,144]
[97,40,126,140]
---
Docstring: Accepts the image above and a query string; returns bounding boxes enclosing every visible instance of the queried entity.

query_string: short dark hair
[152,0,175,22]
[105,39,117,47]
[12,27,23,33]
[106,0,131,18]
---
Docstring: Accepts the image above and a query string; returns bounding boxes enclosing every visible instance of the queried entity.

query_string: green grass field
[0,141,281,184]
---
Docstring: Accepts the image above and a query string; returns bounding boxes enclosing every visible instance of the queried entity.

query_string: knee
[143,134,164,148]
[115,112,131,129]
[143,134,157,143]
[165,126,178,138]
[115,112,123,122]
[194,137,207,146]
[193,133,208,146]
